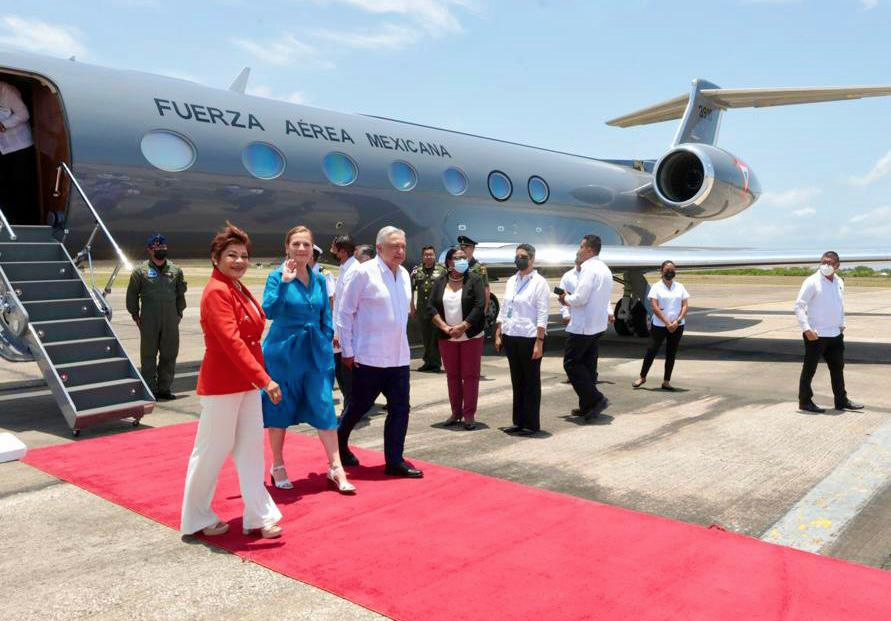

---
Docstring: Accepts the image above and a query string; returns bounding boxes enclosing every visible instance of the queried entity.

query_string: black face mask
[663,269,675,281]
[515,256,530,271]
[153,249,168,261]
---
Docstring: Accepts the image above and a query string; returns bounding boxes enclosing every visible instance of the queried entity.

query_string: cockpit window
[443,167,468,196]
[140,130,196,172]
[242,142,286,180]
[322,152,358,186]
[528,175,549,204]
[487,170,512,201]
[388,160,418,191]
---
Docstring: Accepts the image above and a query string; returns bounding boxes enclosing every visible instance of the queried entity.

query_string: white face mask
[819,263,835,277]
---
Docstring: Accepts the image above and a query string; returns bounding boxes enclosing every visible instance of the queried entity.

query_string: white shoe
[327,465,357,494]
[269,465,293,490]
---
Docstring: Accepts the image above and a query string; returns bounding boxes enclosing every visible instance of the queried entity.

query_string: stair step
[32,317,111,343]
[0,242,67,263]
[43,337,121,364]
[68,378,148,411]
[55,357,133,388]
[24,298,100,322]
[3,226,56,243]
[74,400,154,426]
[10,280,89,301]
[0,261,78,281]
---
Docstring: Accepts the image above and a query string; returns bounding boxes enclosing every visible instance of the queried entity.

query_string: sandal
[269,465,293,490]
[632,378,646,389]
[327,464,357,494]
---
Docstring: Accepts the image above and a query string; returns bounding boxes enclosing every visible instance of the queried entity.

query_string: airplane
[2,48,891,342]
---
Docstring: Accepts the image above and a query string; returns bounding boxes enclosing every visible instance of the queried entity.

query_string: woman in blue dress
[262,225,356,494]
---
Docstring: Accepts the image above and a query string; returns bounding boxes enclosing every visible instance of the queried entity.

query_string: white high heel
[327,465,357,494]
[269,465,293,490]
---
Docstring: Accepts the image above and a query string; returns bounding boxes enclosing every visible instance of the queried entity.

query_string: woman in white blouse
[494,244,550,435]
[633,261,689,391]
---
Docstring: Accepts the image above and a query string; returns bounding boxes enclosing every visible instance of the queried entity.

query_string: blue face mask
[453,259,469,274]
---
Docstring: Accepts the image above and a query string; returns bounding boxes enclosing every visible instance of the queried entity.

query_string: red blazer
[196,268,271,395]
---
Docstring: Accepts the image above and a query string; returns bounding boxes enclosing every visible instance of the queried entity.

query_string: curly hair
[210,221,251,263]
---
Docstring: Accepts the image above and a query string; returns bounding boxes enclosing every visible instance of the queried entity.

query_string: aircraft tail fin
[606,81,891,146]
[229,67,251,94]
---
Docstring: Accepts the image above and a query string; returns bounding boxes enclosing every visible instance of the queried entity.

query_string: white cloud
[246,85,306,105]
[840,206,891,240]
[231,33,333,69]
[758,187,822,209]
[312,23,421,50]
[849,205,891,223]
[0,16,88,59]
[331,0,477,34]
[792,207,816,217]
[860,0,879,10]
[849,150,891,186]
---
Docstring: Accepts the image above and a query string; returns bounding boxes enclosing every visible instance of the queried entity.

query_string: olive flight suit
[412,262,447,370]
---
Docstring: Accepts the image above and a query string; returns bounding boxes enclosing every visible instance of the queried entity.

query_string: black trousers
[799,334,847,406]
[563,332,605,411]
[503,335,542,431]
[0,146,37,224]
[419,311,441,369]
[640,325,684,381]
[338,364,410,465]
[334,352,353,414]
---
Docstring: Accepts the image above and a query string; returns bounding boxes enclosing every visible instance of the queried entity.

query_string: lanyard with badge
[507,275,532,319]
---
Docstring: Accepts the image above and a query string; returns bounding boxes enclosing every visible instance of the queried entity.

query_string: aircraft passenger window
[442,167,468,196]
[487,170,512,201]
[322,152,358,186]
[140,130,196,172]
[388,160,418,191]
[528,176,549,204]
[242,142,286,180]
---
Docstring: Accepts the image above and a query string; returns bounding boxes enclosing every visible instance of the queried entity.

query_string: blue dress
[261,267,337,430]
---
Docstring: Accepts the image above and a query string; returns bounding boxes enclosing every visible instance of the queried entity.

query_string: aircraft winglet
[229,67,251,94]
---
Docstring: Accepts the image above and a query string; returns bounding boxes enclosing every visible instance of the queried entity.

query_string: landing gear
[613,271,650,337]
[484,294,500,340]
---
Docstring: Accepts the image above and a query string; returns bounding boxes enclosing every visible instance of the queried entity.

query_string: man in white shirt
[330,234,357,415]
[559,235,613,420]
[559,258,613,383]
[0,80,36,225]
[336,226,423,478]
[794,251,863,413]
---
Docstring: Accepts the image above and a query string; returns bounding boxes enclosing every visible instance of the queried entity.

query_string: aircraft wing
[472,243,891,272]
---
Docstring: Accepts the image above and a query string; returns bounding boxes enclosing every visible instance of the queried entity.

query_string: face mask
[515,257,530,271]
[819,263,835,277]
[663,269,675,280]
[453,259,469,274]
[153,249,168,260]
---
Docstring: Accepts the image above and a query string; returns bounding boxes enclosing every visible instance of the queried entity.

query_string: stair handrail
[54,163,133,301]
[0,205,16,241]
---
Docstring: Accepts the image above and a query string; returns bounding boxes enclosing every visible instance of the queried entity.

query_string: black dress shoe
[516,429,537,436]
[385,462,423,478]
[156,391,177,401]
[503,425,524,433]
[571,409,584,417]
[416,364,431,372]
[584,398,610,421]
[799,401,826,413]
[442,416,462,427]
[836,400,865,411]
[341,450,360,467]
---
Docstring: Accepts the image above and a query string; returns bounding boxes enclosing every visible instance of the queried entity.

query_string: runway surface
[2,275,890,620]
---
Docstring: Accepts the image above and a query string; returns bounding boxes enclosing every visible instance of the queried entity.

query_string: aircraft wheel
[613,300,631,336]
[484,294,500,340]
[629,300,650,337]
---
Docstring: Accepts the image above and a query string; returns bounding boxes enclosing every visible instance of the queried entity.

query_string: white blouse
[442,285,481,341]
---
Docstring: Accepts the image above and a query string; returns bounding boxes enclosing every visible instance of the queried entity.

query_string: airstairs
[0,164,154,436]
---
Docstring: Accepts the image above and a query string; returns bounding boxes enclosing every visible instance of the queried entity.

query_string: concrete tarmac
[1,274,890,620]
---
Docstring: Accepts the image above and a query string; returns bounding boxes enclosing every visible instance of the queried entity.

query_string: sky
[3,0,891,251]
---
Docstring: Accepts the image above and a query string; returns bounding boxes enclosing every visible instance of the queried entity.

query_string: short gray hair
[376,226,406,246]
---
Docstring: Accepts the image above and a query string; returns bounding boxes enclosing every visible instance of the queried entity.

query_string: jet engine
[652,143,760,220]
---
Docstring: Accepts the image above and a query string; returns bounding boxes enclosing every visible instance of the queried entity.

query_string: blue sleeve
[262,269,286,320]
[319,274,334,340]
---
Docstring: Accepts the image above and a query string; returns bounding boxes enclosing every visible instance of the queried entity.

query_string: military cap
[457,235,477,247]
[145,233,167,247]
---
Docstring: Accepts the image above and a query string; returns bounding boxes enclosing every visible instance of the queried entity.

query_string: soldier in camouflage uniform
[411,245,447,372]
[458,235,490,317]
[126,233,187,400]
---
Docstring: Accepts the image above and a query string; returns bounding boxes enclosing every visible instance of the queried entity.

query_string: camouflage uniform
[411,262,447,369]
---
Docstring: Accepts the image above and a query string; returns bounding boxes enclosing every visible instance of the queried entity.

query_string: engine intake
[653,144,760,220]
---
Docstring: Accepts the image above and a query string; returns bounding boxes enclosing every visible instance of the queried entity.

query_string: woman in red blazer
[181,223,284,540]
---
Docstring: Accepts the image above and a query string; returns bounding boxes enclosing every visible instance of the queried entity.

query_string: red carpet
[23,422,891,621]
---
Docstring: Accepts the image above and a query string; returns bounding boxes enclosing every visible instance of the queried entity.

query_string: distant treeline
[685,266,891,277]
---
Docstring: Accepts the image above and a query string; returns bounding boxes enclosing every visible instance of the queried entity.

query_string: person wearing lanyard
[633,261,689,391]
[495,244,550,436]
[261,226,355,494]
[427,247,486,430]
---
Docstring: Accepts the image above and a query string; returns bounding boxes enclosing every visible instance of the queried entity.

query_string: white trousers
[180,390,282,534]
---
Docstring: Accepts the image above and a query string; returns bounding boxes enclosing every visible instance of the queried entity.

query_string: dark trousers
[0,146,37,224]
[419,311,441,369]
[640,325,684,381]
[439,337,483,420]
[799,334,847,406]
[563,332,605,411]
[504,335,542,431]
[334,352,353,414]
[338,364,410,465]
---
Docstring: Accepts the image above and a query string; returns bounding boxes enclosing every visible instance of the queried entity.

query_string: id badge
[507,307,513,319]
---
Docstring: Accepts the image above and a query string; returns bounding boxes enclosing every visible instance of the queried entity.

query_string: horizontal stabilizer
[607,85,891,128]
[229,67,250,94]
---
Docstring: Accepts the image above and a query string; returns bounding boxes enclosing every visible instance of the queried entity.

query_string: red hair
[210,221,251,263]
